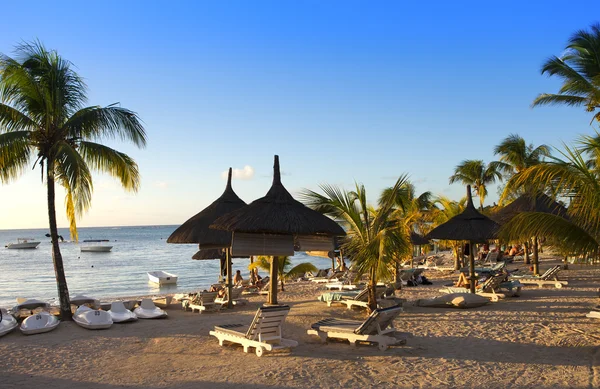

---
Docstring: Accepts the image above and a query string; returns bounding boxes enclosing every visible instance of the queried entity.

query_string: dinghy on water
[133,299,168,319]
[0,309,18,337]
[108,302,137,323]
[147,271,178,285]
[73,306,113,330]
[20,312,60,335]
[81,240,113,252]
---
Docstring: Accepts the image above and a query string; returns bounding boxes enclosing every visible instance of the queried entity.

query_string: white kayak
[133,299,167,319]
[147,271,178,285]
[108,302,138,323]
[73,306,113,330]
[20,312,60,335]
[0,309,18,337]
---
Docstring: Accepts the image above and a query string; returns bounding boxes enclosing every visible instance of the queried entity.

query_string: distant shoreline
[0,224,180,232]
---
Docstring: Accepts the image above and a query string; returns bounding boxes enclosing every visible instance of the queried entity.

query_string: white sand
[1,256,599,388]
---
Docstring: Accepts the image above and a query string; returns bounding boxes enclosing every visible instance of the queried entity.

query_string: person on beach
[233,270,243,286]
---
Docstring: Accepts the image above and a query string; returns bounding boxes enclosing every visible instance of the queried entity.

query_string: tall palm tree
[249,256,317,292]
[301,176,412,312]
[449,160,503,210]
[532,24,600,123]
[0,41,146,319]
[431,196,467,270]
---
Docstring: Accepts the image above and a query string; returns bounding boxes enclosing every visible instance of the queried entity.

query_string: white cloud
[155,181,168,188]
[222,166,255,180]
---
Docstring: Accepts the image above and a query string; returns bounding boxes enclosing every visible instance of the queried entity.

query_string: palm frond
[284,262,317,280]
[79,141,141,192]
[0,131,32,182]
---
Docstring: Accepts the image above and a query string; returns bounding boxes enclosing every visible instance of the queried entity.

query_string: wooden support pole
[226,248,233,309]
[469,240,476,294]
[269,256,279,305]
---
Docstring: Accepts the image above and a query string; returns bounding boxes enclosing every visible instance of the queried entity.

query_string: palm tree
[449,160,503,210]
[248,256,317,291]
[0,41,146,319]
[431,196,467,270]
[301,176,412,312]
[501,141,600,269]
[532,24,600,123]
[495,134,551,266]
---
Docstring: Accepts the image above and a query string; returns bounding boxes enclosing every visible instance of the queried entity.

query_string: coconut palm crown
[449,160,503,210]
[0,41,146,319]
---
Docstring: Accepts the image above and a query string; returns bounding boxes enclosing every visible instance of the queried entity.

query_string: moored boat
[6,238,40,249]
[147,271,178,285]
[81,240,113,252]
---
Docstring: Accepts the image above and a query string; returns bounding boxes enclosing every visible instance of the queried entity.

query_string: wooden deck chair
[209,305,298,357]
[510,265,567,288]
[307,305,404,351]
[440,273,508,302]
[342,285,391,310]
[324,271,361,291]
[309,269,331,283]
[215,287,247,306]
[182,291,219,313]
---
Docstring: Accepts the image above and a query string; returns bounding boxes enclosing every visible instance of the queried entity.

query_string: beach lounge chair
[510,265,567,288]
[182,291,219,313]
[307,305,404,351]
[209,305,298,357]
[324,271,362,291]
[309,269,332,283]
[342,285,392,310]
[440,273,510,302]
[215,287,247,307]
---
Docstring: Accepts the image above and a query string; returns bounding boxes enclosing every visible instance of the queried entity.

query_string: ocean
[0,225,333,307]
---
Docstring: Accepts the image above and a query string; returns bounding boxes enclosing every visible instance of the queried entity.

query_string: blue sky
[0,1,599,229]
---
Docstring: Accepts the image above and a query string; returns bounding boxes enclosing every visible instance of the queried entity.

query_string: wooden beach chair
[215,287,247,307]
[342,285,391,310]
[307,305,404,351]
[309,269,331,283]
[182,291,219,313]
[324,271,361,291]
[209,305,298,357]
[510,265,567,288]
[440,273,509,302]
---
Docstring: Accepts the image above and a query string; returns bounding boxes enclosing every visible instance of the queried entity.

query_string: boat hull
[81,246,113,252]
[147,271,178,285]
[20,312,60,335]
[7,242,40,249]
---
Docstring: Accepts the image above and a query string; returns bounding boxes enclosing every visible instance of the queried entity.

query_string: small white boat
[81,240,113,252]
[147,271,178,285]
[73,306,113,330]
[20,312,60,335]
[108,302,138,323]
[133,299,167,319]
[6,238,40,249]
[0,309,18,337]
[70,295,101,309]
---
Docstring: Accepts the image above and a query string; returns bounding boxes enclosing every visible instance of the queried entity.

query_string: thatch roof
[410,232,429,245]
[425,185,499,242]
[492,193,568,225]
[166,168,247,247]
[211,155,346,237]
[191,248,247,260]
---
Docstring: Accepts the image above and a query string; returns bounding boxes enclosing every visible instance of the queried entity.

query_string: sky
[0,1,599,230]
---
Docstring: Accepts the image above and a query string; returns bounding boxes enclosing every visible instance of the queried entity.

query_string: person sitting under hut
[233,270,244,286]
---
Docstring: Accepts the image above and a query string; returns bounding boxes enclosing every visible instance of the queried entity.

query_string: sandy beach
[1,255,599,389]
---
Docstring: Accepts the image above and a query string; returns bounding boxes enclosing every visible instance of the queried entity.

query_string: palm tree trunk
[532,236,539,276]
[454,245,461,270]
[468,240,476,293]
[368,267,377,312]
[226,248,233,309]
[268,256,278,305]
[524,241,530,264]
[47,161,72,320]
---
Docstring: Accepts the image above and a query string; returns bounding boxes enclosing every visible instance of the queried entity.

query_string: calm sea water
[0,225,332,307]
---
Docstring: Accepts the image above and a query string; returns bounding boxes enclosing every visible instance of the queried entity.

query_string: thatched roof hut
[167,168,246,248]
[425,186,499,243]
[492,193,568,225]
[410,232,429,245]
[211,156,345,237]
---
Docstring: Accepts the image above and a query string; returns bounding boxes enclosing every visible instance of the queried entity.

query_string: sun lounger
[307,305,404,351]
[324,271,362,290]
[440,273,509,302]
[209,305,298,357]
[342,285,392,310]
[319,290,361,306]
[510,265,567,288]
[182,291,219,313]
[215,287,247,306]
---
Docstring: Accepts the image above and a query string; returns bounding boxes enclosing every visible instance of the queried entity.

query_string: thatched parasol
[426,185,499,293]
[211,155,346,304]
[167,168,246,308]
[410,232,429,245]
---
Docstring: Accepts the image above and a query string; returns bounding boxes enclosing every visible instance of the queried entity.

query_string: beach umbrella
[211,155,346,305]
[492,193,568,274]
[425,185,499,293]
[167,168,247,308]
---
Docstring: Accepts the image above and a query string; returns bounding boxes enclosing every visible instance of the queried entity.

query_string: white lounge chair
[342,285,392,310]
[510,265,567,288]
[440,273,508,302]
[134,299,168,319]
[182,292,219,313]
[209,305,298,357]
[307,305,404,351]
[20,312,60,335]
[73,306,113,330]
[215,287,247,307]
[0,309,18,337]
[108,301,138,323]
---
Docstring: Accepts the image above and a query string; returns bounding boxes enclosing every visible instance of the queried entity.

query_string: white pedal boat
[20,312,60,335]
[73,306,113,330]
[108,302,138,323]
[147,271,178,285]
[0,309,18,337]
[70,295,101,309]
[133,299,167,319]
